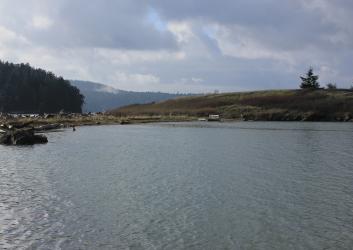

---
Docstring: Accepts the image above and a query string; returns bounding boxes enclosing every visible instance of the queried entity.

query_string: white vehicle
[208,114,220,121]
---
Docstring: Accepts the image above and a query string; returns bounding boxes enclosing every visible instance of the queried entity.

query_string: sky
[0,0,352,93]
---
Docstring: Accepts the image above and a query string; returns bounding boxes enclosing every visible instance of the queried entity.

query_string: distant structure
[208,114,220,121]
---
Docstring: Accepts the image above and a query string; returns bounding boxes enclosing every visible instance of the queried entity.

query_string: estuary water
[1,122,353,249]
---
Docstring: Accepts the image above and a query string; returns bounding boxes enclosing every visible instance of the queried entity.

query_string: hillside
[0,61,84,113]
[110,89,353,121]
[70,80,190,112]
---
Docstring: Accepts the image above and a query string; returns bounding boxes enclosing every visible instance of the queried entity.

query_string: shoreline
[1,114,352,131]
[0,114,198,129]
[2,114,352,145]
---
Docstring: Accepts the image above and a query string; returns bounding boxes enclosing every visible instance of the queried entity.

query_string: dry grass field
[109,89,353,121]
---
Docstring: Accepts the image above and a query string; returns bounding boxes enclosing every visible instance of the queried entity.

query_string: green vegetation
[326,83,337,90]
[0,61,84,113]
[109,89,353,121]
[300,68,320,89]
[110,69,352,122]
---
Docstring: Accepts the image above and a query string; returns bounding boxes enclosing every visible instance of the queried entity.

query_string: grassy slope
[109,89,353,121]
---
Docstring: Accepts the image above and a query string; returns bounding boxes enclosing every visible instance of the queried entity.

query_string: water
[1,122,353,249]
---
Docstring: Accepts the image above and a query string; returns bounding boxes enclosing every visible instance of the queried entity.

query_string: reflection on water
[1,122,353,249]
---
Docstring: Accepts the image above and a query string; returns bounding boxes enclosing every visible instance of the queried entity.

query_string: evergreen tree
[0,61,84,113]
[300,68,320,89]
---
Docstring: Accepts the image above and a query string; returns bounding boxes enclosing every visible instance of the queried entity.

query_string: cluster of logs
[0,123,48,146]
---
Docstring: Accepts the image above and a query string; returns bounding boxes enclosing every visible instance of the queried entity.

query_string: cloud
[110,72,161,90]
[0,0,177,50]
[0,0,352,92]
[31,16,53,30]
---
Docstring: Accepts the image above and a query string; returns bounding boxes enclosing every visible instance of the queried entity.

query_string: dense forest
[0,61,84,113]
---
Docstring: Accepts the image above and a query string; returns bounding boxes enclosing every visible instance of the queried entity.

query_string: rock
[344,113,352,122]
[0,132,11,144]
[302,112,326,121]
[0,128,48,145]
[120,120,130,125]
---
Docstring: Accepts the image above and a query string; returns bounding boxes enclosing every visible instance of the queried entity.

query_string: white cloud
[109,72,161,91]
[96,49,185,65]
[210,24,291,62]
[0,26,17,42]
[31,16,53,30]
[167,21,194,43]
[0,0,353,92]
[0,25,28,45]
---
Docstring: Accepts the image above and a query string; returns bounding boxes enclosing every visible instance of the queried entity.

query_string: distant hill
[0,61,84,113]
[70,80,189,112]
[110,89,353,121]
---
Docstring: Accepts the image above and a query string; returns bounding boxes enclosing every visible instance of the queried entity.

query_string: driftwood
[0,127,48,145]
[34,123,61,132]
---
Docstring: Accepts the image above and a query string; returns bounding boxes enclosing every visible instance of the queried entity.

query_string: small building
[208,114,220,121]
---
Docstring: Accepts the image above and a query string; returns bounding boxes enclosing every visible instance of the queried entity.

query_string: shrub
[326,83,337,90]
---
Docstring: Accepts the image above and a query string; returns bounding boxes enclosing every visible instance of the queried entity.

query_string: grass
[109,89,353,121]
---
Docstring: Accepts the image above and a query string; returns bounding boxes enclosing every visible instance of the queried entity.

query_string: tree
[326,83,337,90]
[0,60,84,113]
[300,67,320,89]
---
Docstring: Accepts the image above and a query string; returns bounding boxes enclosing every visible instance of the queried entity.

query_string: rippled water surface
[1,122,353,249]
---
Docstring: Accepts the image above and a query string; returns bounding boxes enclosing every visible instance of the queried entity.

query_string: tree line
[0,61,84,113]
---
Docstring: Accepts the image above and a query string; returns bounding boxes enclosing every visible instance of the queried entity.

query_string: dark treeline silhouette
[0,61,84,113]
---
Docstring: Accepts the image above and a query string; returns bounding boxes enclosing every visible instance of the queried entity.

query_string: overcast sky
[0,0,352,92]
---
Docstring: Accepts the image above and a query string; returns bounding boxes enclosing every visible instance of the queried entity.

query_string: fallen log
[0,128,48,145]
[34,123,61,132]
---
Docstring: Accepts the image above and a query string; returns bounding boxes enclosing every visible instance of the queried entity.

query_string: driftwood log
[0,127,48,145]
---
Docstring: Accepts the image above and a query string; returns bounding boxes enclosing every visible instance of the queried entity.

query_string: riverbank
[109,89,353,122]
[0,114,198,145]
[0,114,197,129]
[2,89,353,130]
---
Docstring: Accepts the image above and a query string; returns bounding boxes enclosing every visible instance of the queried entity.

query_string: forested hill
[0,61,84,113]
[70,80,190,112]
